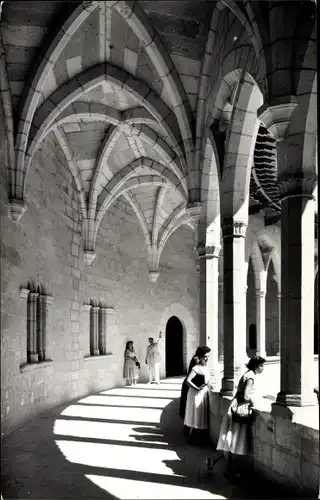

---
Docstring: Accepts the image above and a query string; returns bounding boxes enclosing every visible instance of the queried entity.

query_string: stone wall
[208,381,319,496]
[0,134,199,437]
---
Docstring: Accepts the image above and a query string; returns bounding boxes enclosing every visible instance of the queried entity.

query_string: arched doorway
[165,316,184,377]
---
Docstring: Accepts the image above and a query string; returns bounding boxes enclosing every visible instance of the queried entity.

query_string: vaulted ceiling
[1,0,284,272]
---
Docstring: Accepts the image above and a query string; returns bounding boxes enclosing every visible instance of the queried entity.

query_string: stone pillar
[90,306,99,356]
[244,285,248,353]
[99,307,107,355]
[221,219,247,396]
[197,244,220,378]
[276,174,317,407]
[218,282,224,362]
[277,292,281,356]
[37,294,53,361]
[27,292,39,363]
[256,289,267,358]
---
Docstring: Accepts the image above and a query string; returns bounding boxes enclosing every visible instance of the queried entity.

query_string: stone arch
[158,212,195,262]
[266,249,281,294]
[113,1,193,170]
[95,158,186,220]
[23,64,184,200]
[282,74,317,179]
[247,240,266,292]
[13,2,98,199]
[53,127,87,220]
[0,35,14,186]
[265,258,280,356]
[88,126,186,222]
[220,0,264,62]
[36,284,46,295]
[27,280,37,293]
[220,71,263,220]
[159,303,198,375]
[89,297,98,307]
[196,2,266,174]
[199,130,221,249]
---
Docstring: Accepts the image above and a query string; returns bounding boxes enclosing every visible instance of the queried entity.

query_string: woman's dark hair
[246,356,266,371]
[126,341,133,350]
[195,345,211,359]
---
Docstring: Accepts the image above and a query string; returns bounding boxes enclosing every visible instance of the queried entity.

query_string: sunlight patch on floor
[102,387,181,398]
[53,419,167,445]
[55,440,184,477]
[85,475,226,499]
[77,395,173,408]
[61,404,162,423]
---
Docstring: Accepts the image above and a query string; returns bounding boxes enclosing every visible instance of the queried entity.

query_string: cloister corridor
[1,378,297,500]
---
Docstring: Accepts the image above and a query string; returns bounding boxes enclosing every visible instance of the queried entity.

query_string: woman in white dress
[214,356,265,478]
[123,341,140,386]
[184,346,211,443]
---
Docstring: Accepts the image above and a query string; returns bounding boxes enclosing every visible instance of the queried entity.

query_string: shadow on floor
[0,380,304,499]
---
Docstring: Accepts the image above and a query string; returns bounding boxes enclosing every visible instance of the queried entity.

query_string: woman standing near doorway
[184,346,211,443]
[123,341,140,386]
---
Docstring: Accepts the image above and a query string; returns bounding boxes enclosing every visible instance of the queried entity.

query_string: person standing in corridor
[145,331,162,384]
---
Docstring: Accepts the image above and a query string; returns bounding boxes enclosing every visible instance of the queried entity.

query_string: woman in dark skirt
[179,345,211,435]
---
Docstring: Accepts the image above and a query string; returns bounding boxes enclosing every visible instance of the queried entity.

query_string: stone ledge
[20,360,54,373]
[84,353,114,362]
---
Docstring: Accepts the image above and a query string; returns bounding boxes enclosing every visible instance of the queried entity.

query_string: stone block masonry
[0,133,199,437]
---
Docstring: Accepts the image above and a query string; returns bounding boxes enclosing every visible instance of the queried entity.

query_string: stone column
[90,306,99,356]
[27,292,39,363]
[277,292,281,356]
[99,307,107,355]
[197,244,220,378]
[37,294,53,361]
[256,289,267,357]
[221,219,247,396]
[244,285,248,353]
[218,282,224,362]
[276,174,317,407]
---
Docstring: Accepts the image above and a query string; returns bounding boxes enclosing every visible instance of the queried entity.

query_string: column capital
[196,243,221,259]
[104,307,115,315]
[149,271,160,283]
[84,250,96,266]
[28,292,39,300]
[91,306,100,312]
[186,202,202,222]
[278,172,317,201]
[20,288,30,300]
[257,96,298,142]
[221,218,247,239]
[38,294,53,305]
[256,289,266,298]
[83,304,91,312]
[9,198,27,222]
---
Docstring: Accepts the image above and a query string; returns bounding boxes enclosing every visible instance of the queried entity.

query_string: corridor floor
[2,378,295,499]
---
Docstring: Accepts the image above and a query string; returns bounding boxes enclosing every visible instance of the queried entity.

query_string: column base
[90,349,100,356]
[220,377,235,397]
[27,353,38,363]
[275,391,318,408]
